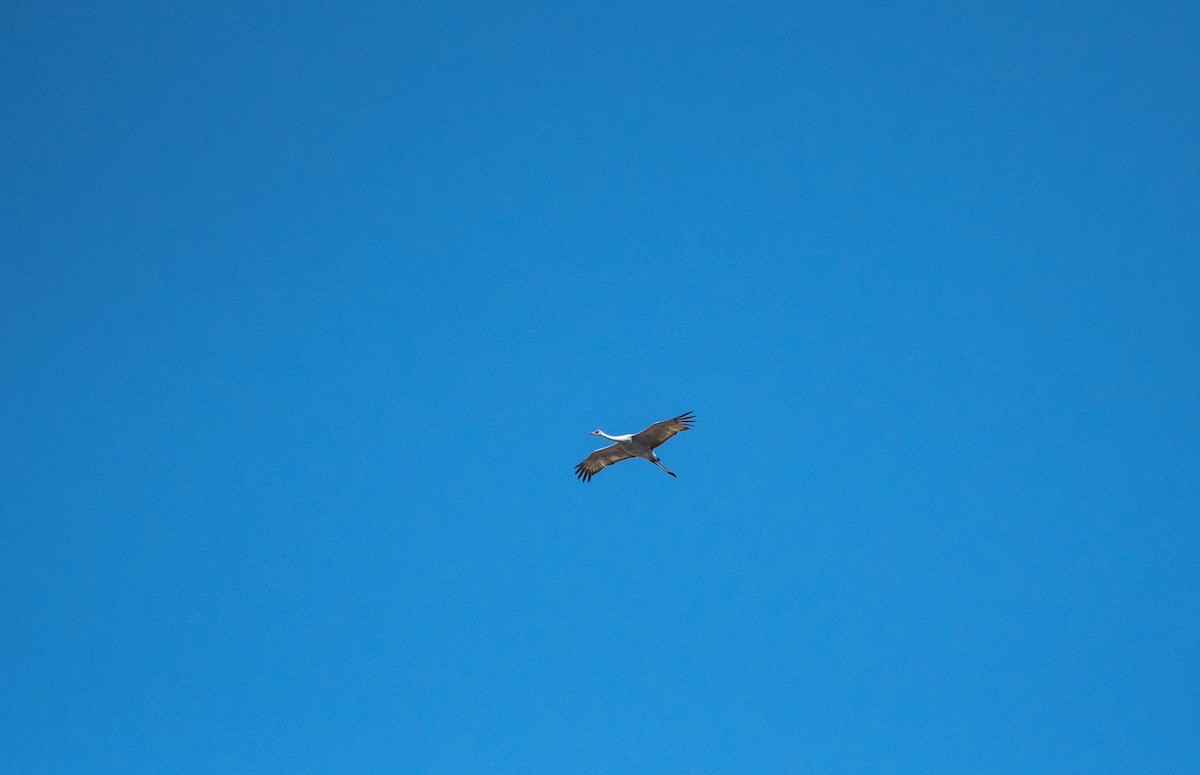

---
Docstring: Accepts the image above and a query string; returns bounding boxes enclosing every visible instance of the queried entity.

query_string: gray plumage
[575,412,695,482]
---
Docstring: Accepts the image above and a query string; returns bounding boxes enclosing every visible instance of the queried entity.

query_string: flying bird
[574,412,695,482]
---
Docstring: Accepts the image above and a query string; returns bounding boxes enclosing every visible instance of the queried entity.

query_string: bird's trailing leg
[651,459,677,478]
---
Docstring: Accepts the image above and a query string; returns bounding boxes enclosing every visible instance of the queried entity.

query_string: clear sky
[3,1,1198,772]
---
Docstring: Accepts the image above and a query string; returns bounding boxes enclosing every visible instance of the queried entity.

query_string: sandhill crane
[574,412,695,482]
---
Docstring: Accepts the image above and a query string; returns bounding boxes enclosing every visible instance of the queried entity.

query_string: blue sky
[2,1,1198,771]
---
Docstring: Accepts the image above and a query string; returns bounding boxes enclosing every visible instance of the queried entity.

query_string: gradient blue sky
[3,1,1198,772]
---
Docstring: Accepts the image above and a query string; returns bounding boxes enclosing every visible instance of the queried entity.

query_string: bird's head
[590,429,603,436]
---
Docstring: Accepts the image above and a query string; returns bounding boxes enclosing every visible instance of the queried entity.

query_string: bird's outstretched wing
[632,411,695,449]
[575,444,635,482]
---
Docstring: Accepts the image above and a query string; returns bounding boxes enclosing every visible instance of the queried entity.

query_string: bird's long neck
[597,431,621,441]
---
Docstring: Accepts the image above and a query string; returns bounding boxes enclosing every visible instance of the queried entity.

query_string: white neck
[597,431,621,441]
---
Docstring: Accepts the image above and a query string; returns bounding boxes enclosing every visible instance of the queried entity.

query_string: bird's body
[575,412,694,482]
